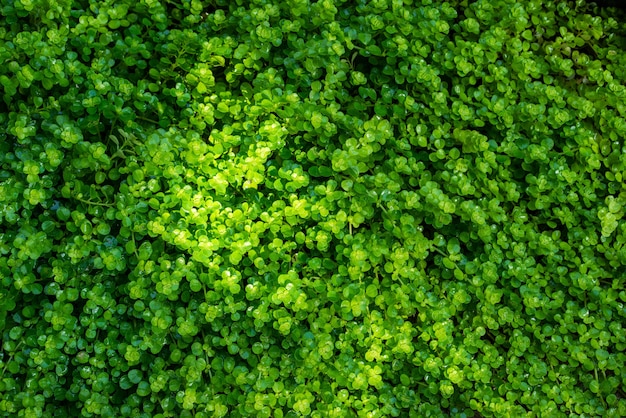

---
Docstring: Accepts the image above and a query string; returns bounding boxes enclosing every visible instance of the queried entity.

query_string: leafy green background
[1,0,626,416]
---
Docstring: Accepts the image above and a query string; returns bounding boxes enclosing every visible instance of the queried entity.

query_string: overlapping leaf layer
[1,0,626,416]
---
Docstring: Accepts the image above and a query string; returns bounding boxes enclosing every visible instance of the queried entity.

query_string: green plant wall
[1,0,626,416]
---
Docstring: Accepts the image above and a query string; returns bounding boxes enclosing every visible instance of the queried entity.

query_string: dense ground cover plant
[1,0,626,416]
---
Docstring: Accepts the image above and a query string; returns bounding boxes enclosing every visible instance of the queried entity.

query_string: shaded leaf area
[1,0,626,417]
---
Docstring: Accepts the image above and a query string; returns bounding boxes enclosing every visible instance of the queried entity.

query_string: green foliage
[2,0,626,416]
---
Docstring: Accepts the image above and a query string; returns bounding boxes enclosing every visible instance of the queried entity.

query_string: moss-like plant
[1,0,626,417]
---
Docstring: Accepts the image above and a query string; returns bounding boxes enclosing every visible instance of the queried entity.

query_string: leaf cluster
[2,0,626,417]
